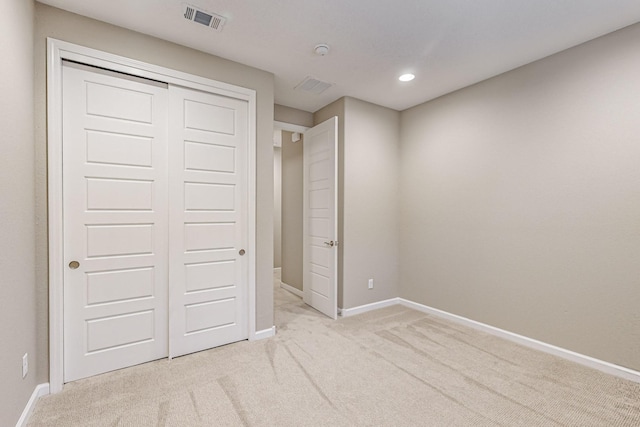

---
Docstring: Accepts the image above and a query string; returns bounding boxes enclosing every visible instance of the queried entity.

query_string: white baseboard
[273,267,281,273]
[398,298,640,383]
[251,326,276,341]
[339,298,400,317]
[16,382,49,427]
[280,282,303,298]
[336,297,640,383]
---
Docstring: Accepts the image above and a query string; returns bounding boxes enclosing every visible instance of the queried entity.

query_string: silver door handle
[323,241,335,247]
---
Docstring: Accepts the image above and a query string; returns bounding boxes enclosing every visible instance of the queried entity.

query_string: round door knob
[68,261,80,269]
[239,249,246,256]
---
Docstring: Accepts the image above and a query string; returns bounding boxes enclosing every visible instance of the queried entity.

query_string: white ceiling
[38,0,640,112]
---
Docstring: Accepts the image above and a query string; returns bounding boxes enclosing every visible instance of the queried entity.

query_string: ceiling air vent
[295,76,333,95]
[183,4,226,31]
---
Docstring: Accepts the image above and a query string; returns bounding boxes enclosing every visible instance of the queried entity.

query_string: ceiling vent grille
[295,76,333,95]
[183,4,226,31]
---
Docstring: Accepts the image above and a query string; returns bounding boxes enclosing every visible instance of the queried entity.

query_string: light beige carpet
[29,275,640,426]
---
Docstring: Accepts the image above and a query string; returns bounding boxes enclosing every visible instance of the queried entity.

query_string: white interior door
[168,85,249,358]
[62,62,169,382]
[303,117,338,319]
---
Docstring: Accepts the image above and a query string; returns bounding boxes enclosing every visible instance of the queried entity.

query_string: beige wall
[400,23,640,371]
[34,3,276,383]
[343,98,400,308]
[275,104,314,127]
[280,132,304,290]
[0,0,38,424]
[273,147,282,268]
[341,98,401,308]
[315,98,401,309]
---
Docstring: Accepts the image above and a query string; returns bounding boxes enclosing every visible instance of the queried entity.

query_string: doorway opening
[273,118,338,320]
[273,122,306,301]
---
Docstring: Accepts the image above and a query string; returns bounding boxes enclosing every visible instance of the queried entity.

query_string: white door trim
[274,120,309,134]
[47,38,257,393]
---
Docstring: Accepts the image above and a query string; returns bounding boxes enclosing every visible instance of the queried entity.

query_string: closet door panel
[168,86,249,358]
[62,63,169,382]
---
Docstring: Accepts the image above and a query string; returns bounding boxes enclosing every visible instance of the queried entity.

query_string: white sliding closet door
[168,86,249,358]
[62,62,169,382]
[62,62,250,382]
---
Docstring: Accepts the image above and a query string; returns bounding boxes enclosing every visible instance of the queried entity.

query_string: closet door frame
[47,38,257,394]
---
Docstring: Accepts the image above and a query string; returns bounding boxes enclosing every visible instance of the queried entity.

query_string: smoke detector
[183,3,227,31]
[314,44,330,56]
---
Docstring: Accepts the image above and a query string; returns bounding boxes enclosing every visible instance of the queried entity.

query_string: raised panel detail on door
[309,218,328,237]
[86,267,155,305]
[86,131,153,167]
[310,273,330,297]
[185,261,236,293]
[86,310,155,352]
[185,298,236,333]
[184,100,235,134]
[63,62,169,382]
[86,178,153,211]
[86,224,154,258]
[184,183,235,211]
[86,82,153,123]
[184,223,236,252]
[169,85,249,358]
[184,142,235,173]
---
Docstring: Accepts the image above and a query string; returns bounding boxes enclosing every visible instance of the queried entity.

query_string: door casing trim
[47,38,257,393]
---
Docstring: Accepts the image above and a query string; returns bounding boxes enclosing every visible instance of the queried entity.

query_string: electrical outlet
[368,279,374,289]
[22,353,28,378]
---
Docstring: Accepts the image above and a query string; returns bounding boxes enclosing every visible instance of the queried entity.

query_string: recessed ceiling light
[399,73,415,82]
